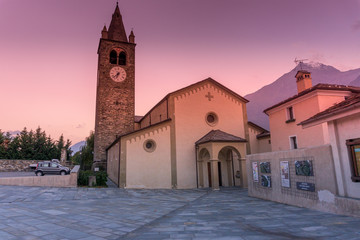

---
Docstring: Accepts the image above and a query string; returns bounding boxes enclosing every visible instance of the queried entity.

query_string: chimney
[295,70,312,93]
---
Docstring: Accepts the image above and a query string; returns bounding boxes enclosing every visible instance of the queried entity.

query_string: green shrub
[78,170,92,186]
[95,171,108,186]
[77,170,108,187]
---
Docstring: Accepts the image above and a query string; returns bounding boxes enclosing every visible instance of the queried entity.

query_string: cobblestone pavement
[0,186,359,239]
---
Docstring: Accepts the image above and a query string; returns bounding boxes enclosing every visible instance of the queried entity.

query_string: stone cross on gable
[205,92,214,101]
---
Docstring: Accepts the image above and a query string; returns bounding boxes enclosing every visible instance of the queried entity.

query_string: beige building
[107,78,253,189]
[264,70,360,151]
[300,93,360,199]
[248,121,271,153]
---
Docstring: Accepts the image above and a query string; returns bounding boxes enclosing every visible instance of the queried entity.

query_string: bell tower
[93,3,136,169]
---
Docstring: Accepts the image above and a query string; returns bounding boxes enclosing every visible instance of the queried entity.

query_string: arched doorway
[218,146,242,187]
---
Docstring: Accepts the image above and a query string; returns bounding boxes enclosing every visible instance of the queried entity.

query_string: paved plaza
[0,186,359,239]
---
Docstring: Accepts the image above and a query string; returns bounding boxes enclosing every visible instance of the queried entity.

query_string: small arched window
[110,50,117,64]
[119,52,126,65]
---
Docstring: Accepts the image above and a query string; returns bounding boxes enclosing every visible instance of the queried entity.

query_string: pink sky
[1,0,360,144]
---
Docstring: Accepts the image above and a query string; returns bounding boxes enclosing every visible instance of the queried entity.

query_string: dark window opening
[346,138,360,182]
[144,139,156,152]
[146,142,153,149]
[290,136,297,149]
[288,107,294,120]
[286,106,295,123]
[207,114,215,123]
[110,50,117,64]
[119,52,126,65]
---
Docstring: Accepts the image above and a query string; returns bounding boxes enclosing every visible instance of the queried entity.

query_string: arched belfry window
[110,50,117,64]
[119,52,126,65]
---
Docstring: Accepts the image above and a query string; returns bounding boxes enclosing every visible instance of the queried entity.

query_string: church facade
[94,4,269,189]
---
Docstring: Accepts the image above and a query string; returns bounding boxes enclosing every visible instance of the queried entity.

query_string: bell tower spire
[108,2,128,42]
[94,3,136,169]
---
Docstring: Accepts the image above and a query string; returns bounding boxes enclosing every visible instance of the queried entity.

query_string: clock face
[110,66,126,82]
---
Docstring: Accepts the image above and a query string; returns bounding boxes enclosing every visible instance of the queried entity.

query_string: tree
[33,127,47,160]
[79,131,94,170]
[0,130,7,158]
[6,135,21,159]
[0,126,72,160]
[18,128,35,159]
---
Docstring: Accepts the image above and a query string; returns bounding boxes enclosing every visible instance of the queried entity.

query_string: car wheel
[36,171,43,176]
[60,171,66,176]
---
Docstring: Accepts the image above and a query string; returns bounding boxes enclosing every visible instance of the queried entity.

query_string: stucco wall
[269,95,325,151]
[269,91,349,152]
[174,83,247,189]
[140,99,168,129]
[247,145,360,217]
[248,127,271,154]
[328,113,360,199]
[107,142,120,186]
[125,124,171,189]
[248,127,260,154]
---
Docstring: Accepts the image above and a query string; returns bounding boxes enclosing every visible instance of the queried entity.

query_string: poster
[252,162,259,182]
[261,175,271,187]
[280,161,290,188]
[295,160,314,176]
[260,162,271,173]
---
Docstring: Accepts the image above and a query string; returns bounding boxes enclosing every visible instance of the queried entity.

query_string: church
[93,4,270,189]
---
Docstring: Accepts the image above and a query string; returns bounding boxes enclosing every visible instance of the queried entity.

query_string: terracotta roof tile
[248,121,269,133]
[134,115,143,123]
[195,130,247,145]
[256,132,270,139]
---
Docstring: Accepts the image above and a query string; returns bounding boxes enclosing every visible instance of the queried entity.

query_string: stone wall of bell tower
[93,4,135,169]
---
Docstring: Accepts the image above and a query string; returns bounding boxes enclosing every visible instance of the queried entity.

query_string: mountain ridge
[245,63,360,130]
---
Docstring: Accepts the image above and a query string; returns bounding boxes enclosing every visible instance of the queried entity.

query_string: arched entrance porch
[195,130,247,190]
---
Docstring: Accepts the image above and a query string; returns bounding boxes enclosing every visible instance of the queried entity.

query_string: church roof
[195,130,247,145]
[264,83,360,114]
[248,121,268,133]
[248,121,270,139]
[299,93,360,126]
[134,115,143,123]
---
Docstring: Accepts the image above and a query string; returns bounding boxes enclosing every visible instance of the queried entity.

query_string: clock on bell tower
[93,3,136,169]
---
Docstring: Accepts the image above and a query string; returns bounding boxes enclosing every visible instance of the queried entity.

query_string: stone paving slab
[0,186,359,239]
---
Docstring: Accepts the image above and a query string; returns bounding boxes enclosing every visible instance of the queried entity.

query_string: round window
[207,114,215,123]
[143,139,156,152]
[205,112,218,126]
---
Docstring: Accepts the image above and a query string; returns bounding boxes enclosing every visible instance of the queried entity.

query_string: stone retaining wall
[0,165,80,188]
[0,159,44,172]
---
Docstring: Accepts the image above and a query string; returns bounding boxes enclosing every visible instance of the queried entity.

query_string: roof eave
[195,139,247,146]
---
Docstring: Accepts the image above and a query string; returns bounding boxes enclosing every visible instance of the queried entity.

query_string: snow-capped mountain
[245,62,360,130]
[70,141,86,155]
